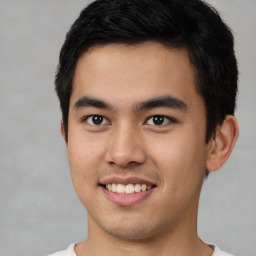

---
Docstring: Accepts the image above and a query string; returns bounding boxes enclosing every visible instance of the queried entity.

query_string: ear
[60,121,67,144]
[206,115,239,172]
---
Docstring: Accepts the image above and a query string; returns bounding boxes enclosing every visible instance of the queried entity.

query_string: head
[55,0,239,241]
[55,0,238,144]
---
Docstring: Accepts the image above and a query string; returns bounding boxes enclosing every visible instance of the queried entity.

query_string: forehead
[71,42,202,110]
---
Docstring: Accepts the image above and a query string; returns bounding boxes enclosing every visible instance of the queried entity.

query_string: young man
[49,0,239,255]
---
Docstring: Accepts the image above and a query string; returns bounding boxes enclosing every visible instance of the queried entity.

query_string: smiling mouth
[102,183,155,194]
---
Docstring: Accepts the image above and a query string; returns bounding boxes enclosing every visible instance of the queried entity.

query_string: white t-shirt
[47,243,235,256]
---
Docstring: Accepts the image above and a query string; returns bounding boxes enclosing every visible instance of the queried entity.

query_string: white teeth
[116,184,126,193]
[106,184,112,191]
[141,184,147,192]
[112,183,117,192]
[126,184,135,194]
[134,184,142,192]
[105,183,153,194]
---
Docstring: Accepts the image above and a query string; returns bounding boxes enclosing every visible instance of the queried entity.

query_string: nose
[105,123,147,168]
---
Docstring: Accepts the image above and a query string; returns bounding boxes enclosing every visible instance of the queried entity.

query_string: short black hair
[55,0,238,146]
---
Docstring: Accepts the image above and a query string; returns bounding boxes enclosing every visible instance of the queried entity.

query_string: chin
[96,215,157,240]
[105,225,154,240]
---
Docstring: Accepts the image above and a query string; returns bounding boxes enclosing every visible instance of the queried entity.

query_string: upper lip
[99,176,156,186]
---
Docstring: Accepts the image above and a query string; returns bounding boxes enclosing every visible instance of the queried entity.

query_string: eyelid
[145,115,176,126]
[82,114,110,125]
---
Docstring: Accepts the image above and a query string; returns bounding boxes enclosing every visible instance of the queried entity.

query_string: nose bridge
[106,121,146,167]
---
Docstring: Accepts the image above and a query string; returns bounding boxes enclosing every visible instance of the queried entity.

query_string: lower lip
[101,186,154,206]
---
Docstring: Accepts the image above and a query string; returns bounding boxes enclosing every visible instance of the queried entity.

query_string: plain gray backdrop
[0,1,255,255]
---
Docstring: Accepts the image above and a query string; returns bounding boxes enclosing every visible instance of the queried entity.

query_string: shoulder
[212,246,235,256]
[47,243,76,256]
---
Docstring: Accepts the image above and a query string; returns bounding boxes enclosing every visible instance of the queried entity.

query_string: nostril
[108,160,142,169]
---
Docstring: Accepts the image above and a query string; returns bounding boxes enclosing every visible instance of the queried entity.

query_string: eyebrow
[74,96,114,111]
[73,95,187,112]
[134,96,187,112]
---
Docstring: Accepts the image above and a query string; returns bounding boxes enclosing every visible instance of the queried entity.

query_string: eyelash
[82,114,177,127]
[145,115,176,126]
[82,115,110,126]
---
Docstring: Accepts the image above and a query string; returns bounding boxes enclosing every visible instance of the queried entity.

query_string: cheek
[66,136,105,208]
[68,131,104,167]
[67,134,105,189]
[148,131,207,187]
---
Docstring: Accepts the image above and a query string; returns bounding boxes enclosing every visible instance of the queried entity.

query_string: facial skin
[62,42,238,256]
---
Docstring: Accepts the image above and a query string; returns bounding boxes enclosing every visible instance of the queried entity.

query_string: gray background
[0,0,255,255]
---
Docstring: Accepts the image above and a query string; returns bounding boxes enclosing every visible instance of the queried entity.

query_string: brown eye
[86,115,109,125]
[152,116,165,125]
[146,115,172,126]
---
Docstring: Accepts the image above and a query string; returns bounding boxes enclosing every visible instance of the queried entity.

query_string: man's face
[65,42,211,240]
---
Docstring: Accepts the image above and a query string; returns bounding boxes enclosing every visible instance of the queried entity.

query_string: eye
[146,115,173,126]
[85,115,110,126]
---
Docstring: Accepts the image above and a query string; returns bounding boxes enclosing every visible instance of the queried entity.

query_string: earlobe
[60,121,67,144]
[206,115,239,172]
